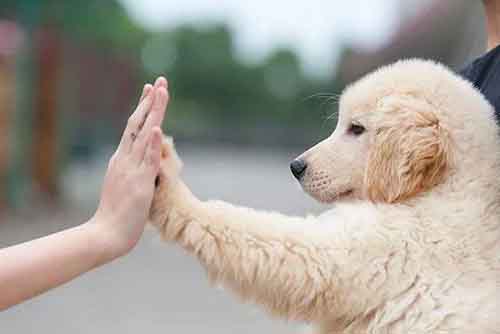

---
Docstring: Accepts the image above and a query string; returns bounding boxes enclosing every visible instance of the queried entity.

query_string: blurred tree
[1,0,343,208]
[0,0,148,205]
[2,0,340,149]
[0,56,15,209]
[148,24,340,145]
[0,0,147,50]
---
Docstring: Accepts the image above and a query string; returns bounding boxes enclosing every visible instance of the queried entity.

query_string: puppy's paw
[149,136,183,227]
[158,136,183,182]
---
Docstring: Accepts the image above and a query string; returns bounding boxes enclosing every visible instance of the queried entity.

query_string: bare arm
[0,221,111,310]
[0,77,169,311]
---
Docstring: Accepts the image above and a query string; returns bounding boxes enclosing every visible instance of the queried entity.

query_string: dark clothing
[459,45,500,120]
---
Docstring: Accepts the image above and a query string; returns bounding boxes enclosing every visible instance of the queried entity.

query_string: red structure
[32,26,60,199]
[0,20,21,209]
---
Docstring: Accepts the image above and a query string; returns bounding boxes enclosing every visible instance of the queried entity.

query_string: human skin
[0,76,169,311]
[483,0,500,50]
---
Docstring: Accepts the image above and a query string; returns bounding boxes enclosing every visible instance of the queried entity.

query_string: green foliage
[144,24,343,143]
[2,0,147,50]
[3,0,344,146]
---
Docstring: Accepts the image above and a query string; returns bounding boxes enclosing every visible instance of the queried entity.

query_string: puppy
[149,59,500,333]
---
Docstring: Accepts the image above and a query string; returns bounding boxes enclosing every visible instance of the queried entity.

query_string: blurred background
[0,0,486,332]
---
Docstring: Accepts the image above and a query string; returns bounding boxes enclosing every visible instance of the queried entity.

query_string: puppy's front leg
[149,139,415,325]
[151,178,332,321]
[149,139,336,321]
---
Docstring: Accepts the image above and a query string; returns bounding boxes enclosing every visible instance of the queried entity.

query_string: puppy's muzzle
[290,159,307,180]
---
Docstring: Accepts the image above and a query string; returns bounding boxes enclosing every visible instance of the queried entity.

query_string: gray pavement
[1,144,326,333]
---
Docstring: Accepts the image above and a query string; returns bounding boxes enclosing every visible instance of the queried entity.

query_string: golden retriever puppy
[149,59,500,333]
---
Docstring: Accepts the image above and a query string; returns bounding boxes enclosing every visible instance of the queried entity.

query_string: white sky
[119,0,403,77]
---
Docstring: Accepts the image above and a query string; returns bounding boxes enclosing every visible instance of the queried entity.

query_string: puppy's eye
[348,123,365,136]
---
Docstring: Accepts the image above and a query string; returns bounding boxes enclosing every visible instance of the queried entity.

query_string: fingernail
[155,76,167,88]
[145,84,153,96]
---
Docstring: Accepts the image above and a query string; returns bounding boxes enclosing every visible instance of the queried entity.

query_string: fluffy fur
[149,59,500,333]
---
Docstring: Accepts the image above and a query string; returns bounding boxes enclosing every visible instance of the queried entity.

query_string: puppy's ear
[364,96,451,203]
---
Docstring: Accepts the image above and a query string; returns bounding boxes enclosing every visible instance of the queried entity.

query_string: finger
[137,78,166,130]
[137,84,155,130]
[135,84,153,130]
[139,84,153,103]
[118,87,155,154]
[154,76,168,89]
[136,84,154,126]
[142,127,163,177]
[132,86,168,163]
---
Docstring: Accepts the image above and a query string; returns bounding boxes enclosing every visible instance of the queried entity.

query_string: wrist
[84,216,125,264]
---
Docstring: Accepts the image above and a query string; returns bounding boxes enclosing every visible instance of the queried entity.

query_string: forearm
[156,183,334,321]
[0,219,113,311]
[155,188,417,322]
[185,201,331,320]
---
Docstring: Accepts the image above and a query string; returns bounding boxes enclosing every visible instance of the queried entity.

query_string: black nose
[290,159,307,180]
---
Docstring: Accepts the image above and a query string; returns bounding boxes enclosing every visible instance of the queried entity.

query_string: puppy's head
[292,60,456,204]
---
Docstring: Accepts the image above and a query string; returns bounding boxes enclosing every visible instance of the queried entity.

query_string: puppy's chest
[316,267,497,331]
[319,275,499,334]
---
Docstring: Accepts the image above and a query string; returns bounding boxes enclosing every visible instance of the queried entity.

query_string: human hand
[91,77,169,259]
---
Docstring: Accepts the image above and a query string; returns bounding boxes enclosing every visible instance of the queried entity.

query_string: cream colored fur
[149,60,500,333]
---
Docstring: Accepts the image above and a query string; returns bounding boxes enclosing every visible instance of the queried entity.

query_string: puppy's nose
[290,159,307,180]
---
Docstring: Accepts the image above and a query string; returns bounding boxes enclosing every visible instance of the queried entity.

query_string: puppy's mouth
[326,188,353,202]
[336,189,353,198]
[304,186,354,203]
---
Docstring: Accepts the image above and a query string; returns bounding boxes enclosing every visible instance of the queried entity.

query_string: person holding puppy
[460,0,500,114]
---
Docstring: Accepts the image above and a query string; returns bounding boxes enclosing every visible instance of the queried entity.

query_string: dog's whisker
[320,107,339,129]
[302,92,340,103]
[319,95,340,110]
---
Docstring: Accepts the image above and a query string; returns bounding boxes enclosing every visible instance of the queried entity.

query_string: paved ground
[1,144,326,333]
